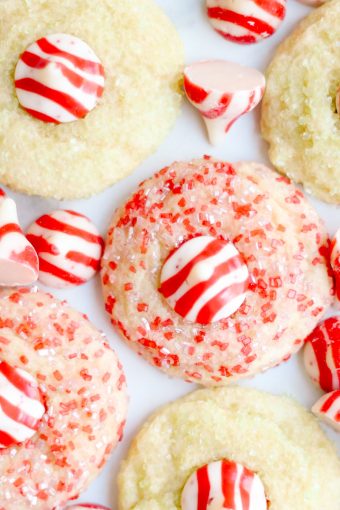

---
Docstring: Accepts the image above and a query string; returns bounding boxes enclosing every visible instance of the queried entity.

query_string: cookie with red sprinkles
[0,287,127,510]
[101,158,333,385]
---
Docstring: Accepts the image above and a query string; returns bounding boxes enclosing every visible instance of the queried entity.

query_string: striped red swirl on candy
[304,317,340,392]
[0,361,45,448]
[159,236,249,324]
[27,210,104,289]
[184,61,265,146]
[15,34,105,123]
[206,0,286,44]
[330,228,340,304]
[312,390,340,432]
[0,189,39,286]
[181,459,267,510]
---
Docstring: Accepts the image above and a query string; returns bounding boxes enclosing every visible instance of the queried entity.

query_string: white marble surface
[10,1,339,508]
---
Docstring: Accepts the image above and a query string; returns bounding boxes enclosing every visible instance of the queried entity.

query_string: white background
[11,1,340,508]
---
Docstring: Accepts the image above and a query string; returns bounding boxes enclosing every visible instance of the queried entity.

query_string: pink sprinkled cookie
[0,287,127,510]
[102,158,333,385]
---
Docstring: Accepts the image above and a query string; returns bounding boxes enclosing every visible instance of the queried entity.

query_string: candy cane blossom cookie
[0,286,127,510]
[0,0,183,199]
[118,387,340,510]
[102,158,333,385]
[261,0,340,203]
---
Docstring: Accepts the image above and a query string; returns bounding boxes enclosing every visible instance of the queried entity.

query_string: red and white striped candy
[330,229,340,304]
[181,460,267,510]
[66,505,111,510]
[0,190,38,286]
[312,390,340,432]
[159,236,249,324]
[15,33,105,124]
[184,60,265,146]
[206,0,286,44]
[304,317,340,392]
[26,210,104,289]
[0,361,45,448]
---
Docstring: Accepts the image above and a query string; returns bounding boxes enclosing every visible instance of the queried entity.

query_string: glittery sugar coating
[102,159,333,385]
[0,287,127,510]
[118,387,340,510]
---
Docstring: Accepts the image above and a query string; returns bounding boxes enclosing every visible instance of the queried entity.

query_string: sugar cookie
[118,387,340,510]
[102,158,333,385]
[261,0,340,203]
[0,287,127,510]
[0,0,183,199]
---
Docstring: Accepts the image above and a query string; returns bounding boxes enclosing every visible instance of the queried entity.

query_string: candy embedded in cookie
[206,0,286,44]
[331,229,340,304]
[0,190,38,286]
[0,287,127,510]
[102,158,333,385]
[118,387,340,510]
[15,34,105,123]
[0,0,183,200]
[304,317,340,392]
[0,361,45,448]
[184,60,265,146]
[312,390,340,432]
[181,459,267,510]
[27,210,103,289]
[159,236,249,324]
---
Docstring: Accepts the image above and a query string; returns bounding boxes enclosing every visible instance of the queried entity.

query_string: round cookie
[101,158,333,386]
[261,0,340,204]
[0,286,127,510]
[0,0,183,199]
[118,386,340,510]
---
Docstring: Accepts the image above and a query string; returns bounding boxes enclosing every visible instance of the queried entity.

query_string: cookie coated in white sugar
[118,387,340,510]
[261,0,340,203]
[0,0,183,199]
